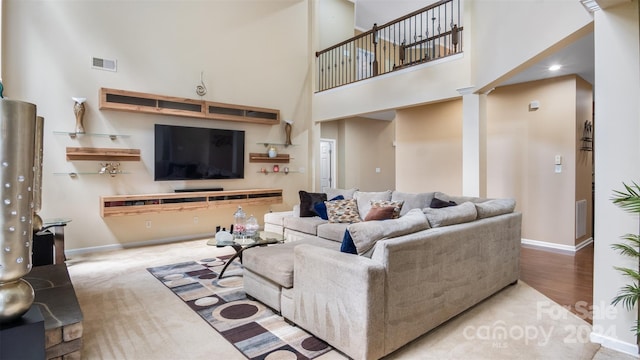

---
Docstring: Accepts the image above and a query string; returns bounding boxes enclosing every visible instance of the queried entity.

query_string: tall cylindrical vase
[0,99,38,323]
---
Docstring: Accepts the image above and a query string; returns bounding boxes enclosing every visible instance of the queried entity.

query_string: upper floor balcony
[315,0,463,92]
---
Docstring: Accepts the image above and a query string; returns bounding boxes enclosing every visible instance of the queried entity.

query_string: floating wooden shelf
[249,153,290,163]
[100,188,283,217]
[99,88,280,125]
[66,147,141,161]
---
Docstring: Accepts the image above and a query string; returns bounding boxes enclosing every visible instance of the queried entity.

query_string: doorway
[320,139,336,190]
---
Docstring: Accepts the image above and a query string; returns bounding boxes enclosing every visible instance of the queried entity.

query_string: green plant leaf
[611,182,640,214]
[611,282,640,310]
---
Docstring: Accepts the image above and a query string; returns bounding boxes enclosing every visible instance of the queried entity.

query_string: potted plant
[611,181,640,335]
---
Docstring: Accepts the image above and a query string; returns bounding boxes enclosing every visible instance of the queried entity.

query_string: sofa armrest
[293,244,385,360]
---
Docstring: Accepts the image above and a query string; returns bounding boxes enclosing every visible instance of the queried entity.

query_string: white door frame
[320,138,337,190]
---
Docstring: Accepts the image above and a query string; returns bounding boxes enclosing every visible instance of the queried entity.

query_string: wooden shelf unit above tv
[100,188,283,217]
[99,88,280,125]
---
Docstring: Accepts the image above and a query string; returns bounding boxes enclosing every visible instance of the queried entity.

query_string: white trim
[521,237,593,253]
[65,232,215,257]
[590,331,640,358]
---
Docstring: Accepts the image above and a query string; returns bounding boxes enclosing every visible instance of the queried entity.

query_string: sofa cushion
[314,195,344,220]
[326,198,362,223]
[354,190,392,220]
[475,198,516,219]
[391,191,435,215]
[323,187,358,200]
[434,191,484,204]
[284,216,327,235]
[316,222,350,242]
[299,191,327,217]
[423,201,477,227]
[243,237,341,288]
[264,211,293,226]
[368,200,403,220]
[348,208,430,256]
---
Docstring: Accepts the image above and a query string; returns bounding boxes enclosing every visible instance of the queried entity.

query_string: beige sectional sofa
[243,189,521,360]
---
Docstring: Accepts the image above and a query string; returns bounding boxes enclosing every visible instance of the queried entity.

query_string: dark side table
[207,231,284,278]
[40,218,72,264]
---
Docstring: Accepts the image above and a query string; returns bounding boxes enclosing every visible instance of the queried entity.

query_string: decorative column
[457,86,487,198]
[0,99,39,323]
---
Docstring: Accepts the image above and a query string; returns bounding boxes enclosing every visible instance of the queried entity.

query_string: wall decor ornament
[273,164,280,173]
[268,146,277,158]
[0,99,42,323]
[72,97,86,134]
[284,119,293,146]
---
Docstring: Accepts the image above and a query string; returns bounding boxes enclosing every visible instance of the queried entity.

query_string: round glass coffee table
[208,231,284,278]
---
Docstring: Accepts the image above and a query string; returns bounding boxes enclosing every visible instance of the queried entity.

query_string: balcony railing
[315,0,463,92]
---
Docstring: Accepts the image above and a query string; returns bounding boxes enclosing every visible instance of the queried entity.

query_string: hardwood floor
[520,243,594,323]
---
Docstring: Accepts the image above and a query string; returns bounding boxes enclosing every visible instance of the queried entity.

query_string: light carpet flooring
[65,238,631,360]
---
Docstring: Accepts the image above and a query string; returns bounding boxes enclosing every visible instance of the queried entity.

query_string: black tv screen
[154,124,245,181]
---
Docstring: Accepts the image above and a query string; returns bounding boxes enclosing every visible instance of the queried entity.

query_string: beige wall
[471,0,593,92]
[316,0,354,50]
[575,76,594,246]
[396,99,463,194]
[487,75,592,247]
[4,0,312,251]
[320,117,395,191]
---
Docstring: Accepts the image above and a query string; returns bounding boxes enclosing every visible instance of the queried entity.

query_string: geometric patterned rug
[147,256,332,360]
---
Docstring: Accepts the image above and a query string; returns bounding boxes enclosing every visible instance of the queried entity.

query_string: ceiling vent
[92,57,117,72]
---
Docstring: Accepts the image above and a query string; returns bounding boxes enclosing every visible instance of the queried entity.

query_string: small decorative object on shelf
[283,166,289,174]
[261,167,268,174]
[98,162,121,177]
[268,146,277,158]
[195,71,207,96]
[284,120,293,146]
[273,164,280,173]
[233,206,246,239]
[72,97,87,134]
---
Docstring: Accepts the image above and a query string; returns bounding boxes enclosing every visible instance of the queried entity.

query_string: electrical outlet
[194,216,199,224]
[145,220,151,228]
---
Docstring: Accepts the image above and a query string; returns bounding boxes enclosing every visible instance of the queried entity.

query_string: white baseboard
[591,331,640,358]
[65,232,216,257]
[521,237,593,254]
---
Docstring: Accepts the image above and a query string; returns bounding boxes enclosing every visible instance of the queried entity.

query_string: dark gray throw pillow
[430,197,457,208]
[299,191,327,217]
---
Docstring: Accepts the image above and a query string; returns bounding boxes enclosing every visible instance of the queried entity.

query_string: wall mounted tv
[154,124,245,181]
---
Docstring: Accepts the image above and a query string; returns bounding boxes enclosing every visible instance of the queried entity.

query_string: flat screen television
[154,124,245,181]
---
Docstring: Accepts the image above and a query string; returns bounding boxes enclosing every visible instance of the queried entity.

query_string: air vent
[92,57,117,72]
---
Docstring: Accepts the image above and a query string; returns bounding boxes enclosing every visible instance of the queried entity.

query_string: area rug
[147,256,331,360]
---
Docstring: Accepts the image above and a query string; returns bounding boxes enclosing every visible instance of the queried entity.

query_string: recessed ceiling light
[549,64,562,71]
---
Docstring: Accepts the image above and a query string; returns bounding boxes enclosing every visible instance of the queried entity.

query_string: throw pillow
[353,190,392,220]
[314,195,345,220]
[423,201,477,227]
[348,208,430,256]
[299,191,327,217]
[369,200,404,219]
[364,206,397,221]
[340,229,357,254]
[430,197,457,209]
[325,198,361,223]
[475,198,516,219]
